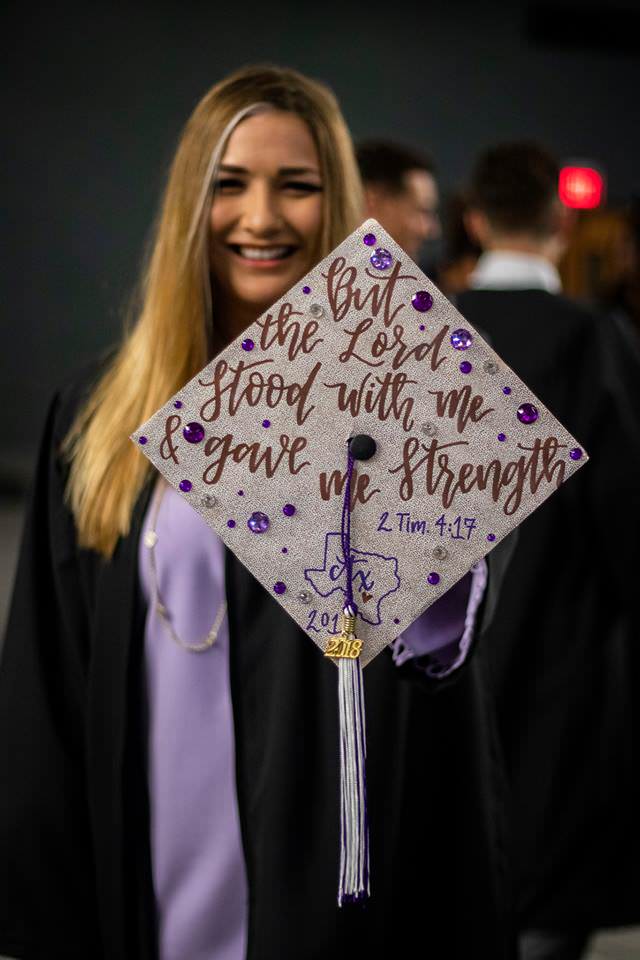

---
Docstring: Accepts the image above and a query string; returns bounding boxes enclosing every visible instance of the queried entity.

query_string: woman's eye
[283,182,323,193]
[213,178,244,191]
[213,179,322,193]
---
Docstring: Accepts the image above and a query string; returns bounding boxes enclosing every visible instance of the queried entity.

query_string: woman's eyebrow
[218,164,321,176]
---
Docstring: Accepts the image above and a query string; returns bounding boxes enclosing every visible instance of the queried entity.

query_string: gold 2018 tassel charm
[324,609,363,660]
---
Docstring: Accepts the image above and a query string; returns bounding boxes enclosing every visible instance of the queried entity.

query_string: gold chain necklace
[144,481,227,652]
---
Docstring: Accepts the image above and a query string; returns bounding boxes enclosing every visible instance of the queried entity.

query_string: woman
[0,65,516,959]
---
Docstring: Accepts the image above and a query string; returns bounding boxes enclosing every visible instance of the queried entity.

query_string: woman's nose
[241,180,284,234]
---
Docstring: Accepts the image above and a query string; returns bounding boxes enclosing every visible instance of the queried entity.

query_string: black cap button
[349,434,377,461]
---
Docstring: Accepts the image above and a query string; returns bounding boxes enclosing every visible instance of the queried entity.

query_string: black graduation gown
[456,289,640,932]
[0,369,519,960]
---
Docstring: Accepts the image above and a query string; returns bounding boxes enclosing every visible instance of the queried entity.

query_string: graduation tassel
[325,442,370,906]
[337,610,369,905]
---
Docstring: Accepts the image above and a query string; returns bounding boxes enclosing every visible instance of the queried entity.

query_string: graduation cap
[132,217,587,906]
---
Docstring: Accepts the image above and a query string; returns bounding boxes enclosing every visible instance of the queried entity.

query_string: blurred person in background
[458,141,640,960]
[560,202,640,362]
[436,191,482,296]
[560,206,635,315]
[560,202,640,433]
[355,138,441,261]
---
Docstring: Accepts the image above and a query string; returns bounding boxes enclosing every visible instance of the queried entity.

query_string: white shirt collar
[469,250,562,294]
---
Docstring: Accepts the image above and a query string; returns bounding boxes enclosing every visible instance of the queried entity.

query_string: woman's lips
[227,244,298,268]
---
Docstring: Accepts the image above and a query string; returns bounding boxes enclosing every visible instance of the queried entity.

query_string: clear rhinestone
[421,422,437,437]
[201,494,217,508]
[309,303,325,318]
[144,530,158,548]
[297,590,312,604]
[432,546,448,561]
[483,360,499,374]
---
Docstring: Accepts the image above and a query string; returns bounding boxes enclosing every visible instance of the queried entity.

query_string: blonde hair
[63,64,364,557]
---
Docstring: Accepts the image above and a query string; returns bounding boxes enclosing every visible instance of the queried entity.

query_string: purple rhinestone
[517,403,539,424]
[419,324,426,331]
[497,432,507,442]
[248,511,270,533]
[273,581,286,595]
[302,285,311,294]
[427,572,440,586]
[487,534,496,542]
[411,290,434,312]
[173,400,183,409]
[283,503,296,517]
[393,617,400,624]
[138,436,147,445]
[227,519,236,529]
[363,232,376,246]
[282,547,288,554]
[262,419,271,428]
[179,479,192,493]
[569,447,583,461]
[237,490,244,496]
[183,421,205,444]
[503,386,512,395]
[241,338,255,351]
[450,328,473,350]
[370,247,393,270]
[459,361,473,374]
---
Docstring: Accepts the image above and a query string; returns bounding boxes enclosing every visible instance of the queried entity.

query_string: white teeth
[236,246,291,260]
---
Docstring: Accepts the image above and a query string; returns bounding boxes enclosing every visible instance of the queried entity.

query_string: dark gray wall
[3,0,639,485]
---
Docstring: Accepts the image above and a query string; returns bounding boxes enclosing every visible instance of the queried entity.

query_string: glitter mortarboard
[132,218,587,905]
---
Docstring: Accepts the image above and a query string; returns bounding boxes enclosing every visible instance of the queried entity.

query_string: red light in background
[559,166,604,209]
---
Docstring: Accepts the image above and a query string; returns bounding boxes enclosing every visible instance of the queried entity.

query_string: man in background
[458,142,639,960]
[355,139,440,261]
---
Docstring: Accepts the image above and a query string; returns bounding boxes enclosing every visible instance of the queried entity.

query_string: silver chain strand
[145,480,227,652]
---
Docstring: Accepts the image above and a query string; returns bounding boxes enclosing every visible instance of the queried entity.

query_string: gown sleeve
[386,530,517,691]
[0,388,102,959]
[389,559,488,677]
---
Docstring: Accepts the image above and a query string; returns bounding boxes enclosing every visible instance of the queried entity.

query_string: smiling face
[209,110,324,342]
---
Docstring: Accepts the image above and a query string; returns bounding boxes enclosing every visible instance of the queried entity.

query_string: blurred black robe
[457,288,640,932]
[0,370,519,960]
